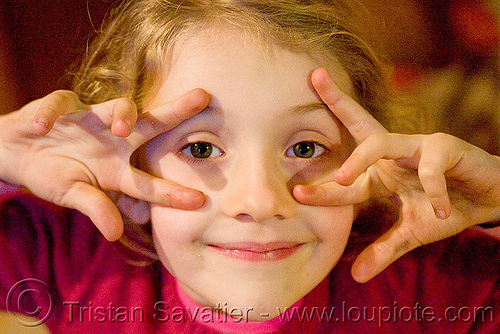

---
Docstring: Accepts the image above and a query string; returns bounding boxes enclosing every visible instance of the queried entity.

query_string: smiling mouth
[206,242,304,262]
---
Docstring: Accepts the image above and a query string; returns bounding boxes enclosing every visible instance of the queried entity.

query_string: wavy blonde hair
[73,0,417,261]
[74,0,414,128]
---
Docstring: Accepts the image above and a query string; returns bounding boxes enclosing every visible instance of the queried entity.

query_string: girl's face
[145,28,355,320]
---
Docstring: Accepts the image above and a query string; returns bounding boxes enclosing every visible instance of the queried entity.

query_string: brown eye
[182,142,222,159]
[287,141,325,159]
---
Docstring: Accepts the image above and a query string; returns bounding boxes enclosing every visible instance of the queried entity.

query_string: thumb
[351,223,421,283]
[62,182,124,241]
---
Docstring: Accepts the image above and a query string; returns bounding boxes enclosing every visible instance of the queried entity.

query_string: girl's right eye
[181,142,223,159]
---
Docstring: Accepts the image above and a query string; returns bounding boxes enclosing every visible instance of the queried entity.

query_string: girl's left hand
[294,68,500,283]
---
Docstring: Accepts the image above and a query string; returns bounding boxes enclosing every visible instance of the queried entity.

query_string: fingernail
[114,119,131,132]
[435,209,446,219]
[36,118,49,128]
[297,185,316,197]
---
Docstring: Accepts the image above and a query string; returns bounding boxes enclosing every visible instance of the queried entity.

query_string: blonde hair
[74,0,414,130]
[73,0,418,260]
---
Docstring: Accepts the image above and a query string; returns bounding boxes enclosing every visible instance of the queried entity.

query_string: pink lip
[207,241,304,262]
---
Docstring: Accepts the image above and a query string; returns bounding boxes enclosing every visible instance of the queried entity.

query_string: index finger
[311,68,387,143]
[129,88,211,145]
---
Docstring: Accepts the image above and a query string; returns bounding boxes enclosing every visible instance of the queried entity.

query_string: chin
[210,290,303,321]
[188,273,321,321]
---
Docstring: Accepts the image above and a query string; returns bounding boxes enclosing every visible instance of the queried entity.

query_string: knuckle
[42,90,81,114]
[350,117,371,139]
[427,132,453,146]
[364,133,385,146]
[49,90,78,104]
[372,241,395,259]
[345,186,361,204]
[356,133,386,157]
[392,228,417,255]
[114,97,137,114]
[418,165,439,181]
[136,178,155,199]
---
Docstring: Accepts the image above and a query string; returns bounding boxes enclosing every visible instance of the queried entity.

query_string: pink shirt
[0,188,499,333]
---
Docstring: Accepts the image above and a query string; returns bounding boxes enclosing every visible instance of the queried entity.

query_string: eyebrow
[202,102,328,115]
[199,104,223,117]
[201,102,329,117]
[287,102,329,115]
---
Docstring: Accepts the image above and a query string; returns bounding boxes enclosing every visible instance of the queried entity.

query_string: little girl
[1,0,500,333]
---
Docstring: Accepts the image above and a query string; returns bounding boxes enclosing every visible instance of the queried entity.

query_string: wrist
[0,113,22,186]
[479,155,500,227]
[0,114,9,183]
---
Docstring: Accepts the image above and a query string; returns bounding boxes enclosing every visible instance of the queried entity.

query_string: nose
[221,154,297,222]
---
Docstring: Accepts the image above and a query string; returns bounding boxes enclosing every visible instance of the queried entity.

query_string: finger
[293,173,371,206]
[115,194,151,225]
[418,134,457,219]
[351,223,421,283]
[335,133,422,186]
[33,90,90,136]
[120,166,205,210]
[311,68,387,144]
[61,182,124,241]
[89,98,138,137]
[130,88,211,145]
[110,98,138,137]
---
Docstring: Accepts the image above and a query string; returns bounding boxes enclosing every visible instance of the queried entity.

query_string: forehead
[148,27,353,110]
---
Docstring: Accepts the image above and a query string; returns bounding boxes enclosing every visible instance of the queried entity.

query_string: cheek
[151,206,200,240]
[150,205,209,273]
[151,153,228,195]
[305,205,354,264]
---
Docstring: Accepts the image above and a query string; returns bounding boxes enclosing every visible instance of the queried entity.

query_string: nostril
[235,213,256,222]
[234,213,287,222]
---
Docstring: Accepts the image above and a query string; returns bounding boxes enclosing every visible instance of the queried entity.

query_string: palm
[16,111,130,204]
[373,160,467,245]
[0,89,210,240]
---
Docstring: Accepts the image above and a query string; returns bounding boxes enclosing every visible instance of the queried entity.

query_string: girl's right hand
[0,89,210,241]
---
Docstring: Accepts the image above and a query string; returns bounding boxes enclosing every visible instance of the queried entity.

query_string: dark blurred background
[0,0,111,112]
[1,0,499,153]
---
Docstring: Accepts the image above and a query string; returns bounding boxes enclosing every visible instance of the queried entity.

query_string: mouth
[206,241,305,262]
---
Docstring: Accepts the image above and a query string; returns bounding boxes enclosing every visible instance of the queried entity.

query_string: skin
[296,68,500,283]
[5,13,499,290]
[144,29,356,320]
[0,89,210,240]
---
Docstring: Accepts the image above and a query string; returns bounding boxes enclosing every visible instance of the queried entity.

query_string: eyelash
[180,142,224,162]
[285,141,326,159]
[179,140,327,162]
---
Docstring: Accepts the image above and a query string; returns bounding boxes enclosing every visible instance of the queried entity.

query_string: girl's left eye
[286,141,325,159]
[181,142,223,159]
